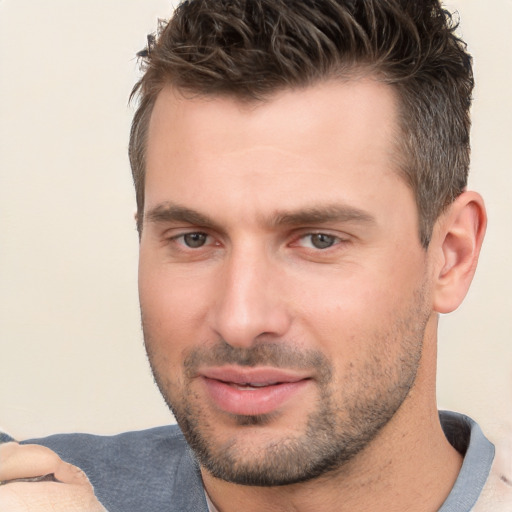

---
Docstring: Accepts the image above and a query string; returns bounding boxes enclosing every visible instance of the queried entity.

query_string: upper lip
[199,366,311,385]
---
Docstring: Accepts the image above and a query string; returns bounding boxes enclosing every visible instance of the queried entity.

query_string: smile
[198,367,312,416]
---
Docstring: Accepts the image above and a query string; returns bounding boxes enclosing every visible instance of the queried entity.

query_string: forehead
[147,79,400,155]
[144,79,409,223]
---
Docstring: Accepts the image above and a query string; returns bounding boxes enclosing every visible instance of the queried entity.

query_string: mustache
[184,340,332,381]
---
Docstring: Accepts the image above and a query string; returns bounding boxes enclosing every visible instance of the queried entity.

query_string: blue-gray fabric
[24,426,208,512]
[438,411,495,511]
[0,432,14,444]
[2,410,493,511]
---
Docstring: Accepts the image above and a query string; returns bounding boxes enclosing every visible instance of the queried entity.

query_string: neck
[202,410,462,512]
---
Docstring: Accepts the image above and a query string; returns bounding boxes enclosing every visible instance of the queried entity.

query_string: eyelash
[293,232,344,250]
[171,232,215,249]
[169,231,347,252]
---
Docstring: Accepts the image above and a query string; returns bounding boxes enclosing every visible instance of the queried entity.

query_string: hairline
[132,70,427,245]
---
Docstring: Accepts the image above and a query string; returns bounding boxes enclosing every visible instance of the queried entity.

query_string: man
[1,0,510,510]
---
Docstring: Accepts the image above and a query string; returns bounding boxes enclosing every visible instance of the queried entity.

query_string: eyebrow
[145,202,375,230]
[269,205,375,227]
[146,203,221,230]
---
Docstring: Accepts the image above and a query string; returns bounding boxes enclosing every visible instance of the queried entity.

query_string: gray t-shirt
[437,411,494,511]
[0,411,503,511]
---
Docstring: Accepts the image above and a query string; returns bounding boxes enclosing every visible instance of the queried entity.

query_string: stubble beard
[143,289,429,487]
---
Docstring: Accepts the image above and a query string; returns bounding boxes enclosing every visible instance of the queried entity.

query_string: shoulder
[22,424,190,474]
[21,425,206,512]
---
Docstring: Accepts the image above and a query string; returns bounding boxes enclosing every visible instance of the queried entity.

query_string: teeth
[230,382,278,390]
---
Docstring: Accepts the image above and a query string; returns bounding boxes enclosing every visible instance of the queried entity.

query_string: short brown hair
[129,0,473,246]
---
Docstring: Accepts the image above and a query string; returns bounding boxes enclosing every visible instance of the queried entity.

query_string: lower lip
[201,377,310,416]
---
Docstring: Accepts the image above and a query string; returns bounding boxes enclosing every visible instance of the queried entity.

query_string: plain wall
[1,0,511,443]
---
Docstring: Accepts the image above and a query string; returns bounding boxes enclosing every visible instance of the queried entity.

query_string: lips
[199,366,311,416]
[229,382,279,389]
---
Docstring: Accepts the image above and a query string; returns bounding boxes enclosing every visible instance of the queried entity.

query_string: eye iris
[184,233,207,248]
[311,233,335,249]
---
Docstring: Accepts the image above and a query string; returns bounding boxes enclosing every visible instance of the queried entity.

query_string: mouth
[198,366,312,416]
[226,381,282,390]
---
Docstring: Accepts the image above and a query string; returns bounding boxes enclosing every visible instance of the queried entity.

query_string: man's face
[139,80,434,485]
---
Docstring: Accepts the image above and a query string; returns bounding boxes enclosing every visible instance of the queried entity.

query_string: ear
[432,191,487,314]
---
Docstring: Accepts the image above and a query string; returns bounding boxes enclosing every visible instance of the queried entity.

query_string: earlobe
[433,191,487,314]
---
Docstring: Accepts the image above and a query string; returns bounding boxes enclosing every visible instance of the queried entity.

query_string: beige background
[1,0,511,443]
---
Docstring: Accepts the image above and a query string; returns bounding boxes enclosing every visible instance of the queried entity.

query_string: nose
[210,246,292,348]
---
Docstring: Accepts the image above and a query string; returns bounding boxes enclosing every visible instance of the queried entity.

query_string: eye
[299,233,340,250]
[180,232,209,248]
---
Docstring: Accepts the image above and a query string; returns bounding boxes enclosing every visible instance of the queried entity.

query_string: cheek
[293,259,426,359]
[138,256,218,361]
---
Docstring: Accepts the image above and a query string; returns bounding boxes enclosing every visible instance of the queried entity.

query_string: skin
[0,443,105,512]
[0,79,485,511]
[138,79,486,511]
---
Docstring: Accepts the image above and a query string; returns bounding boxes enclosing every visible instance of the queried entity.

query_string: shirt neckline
[438,411,495,511]
[202,411,495,512]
